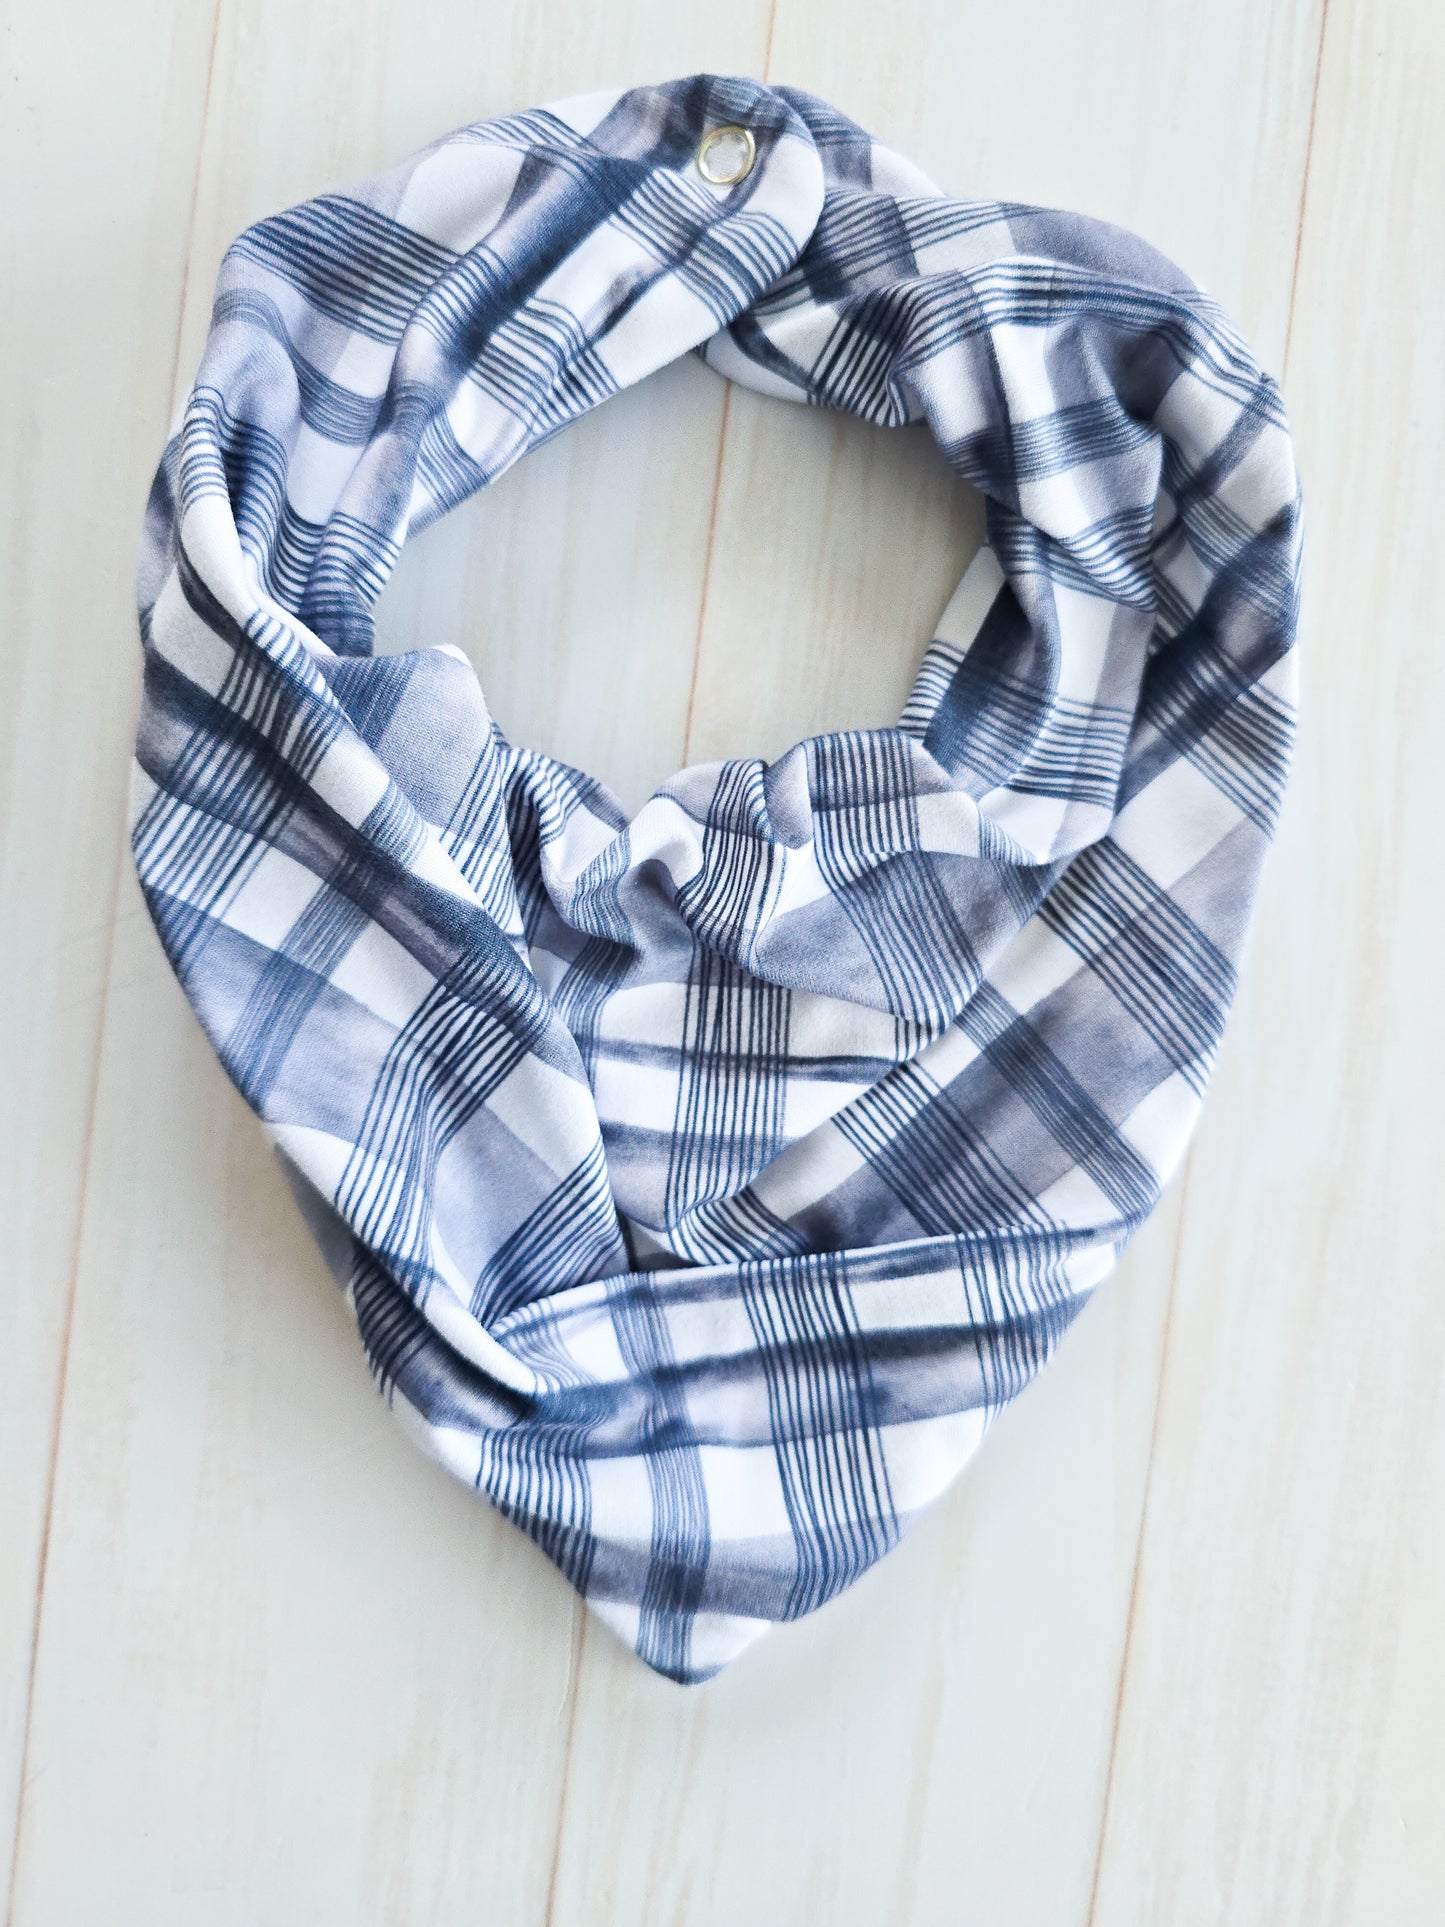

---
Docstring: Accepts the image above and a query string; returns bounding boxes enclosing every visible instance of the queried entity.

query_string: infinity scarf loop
[133,76,1301,1682]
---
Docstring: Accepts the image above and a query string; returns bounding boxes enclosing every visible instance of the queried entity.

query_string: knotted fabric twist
[134,76,1301,1682]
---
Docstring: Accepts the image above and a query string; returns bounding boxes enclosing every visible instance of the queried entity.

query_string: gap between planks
[544,13,778,1911]
[7,10,1306,1912]
[1082,2,1332,1913]
[0,2,228,1920]
[539,7,770,1903]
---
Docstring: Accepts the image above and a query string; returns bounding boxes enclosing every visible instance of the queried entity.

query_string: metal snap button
[695,124,756,186]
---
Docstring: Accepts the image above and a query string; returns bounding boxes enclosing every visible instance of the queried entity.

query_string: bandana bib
[133,76,1301,1682]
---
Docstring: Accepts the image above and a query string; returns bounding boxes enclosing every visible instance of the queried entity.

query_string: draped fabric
[133,75,1301,1682]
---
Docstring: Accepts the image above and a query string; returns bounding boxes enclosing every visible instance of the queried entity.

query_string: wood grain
[0,0,217,1904]
[5,0,1439,1917]
[544,1201,1185,1927]
[547,3,1324,1921]
[1089,1,1445,1918]
[8,1,776,1919]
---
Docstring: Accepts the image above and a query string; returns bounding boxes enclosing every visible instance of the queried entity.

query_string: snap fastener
[696,124,756,186]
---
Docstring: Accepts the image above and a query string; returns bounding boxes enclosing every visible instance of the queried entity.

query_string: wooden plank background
[2,0,1441,1918]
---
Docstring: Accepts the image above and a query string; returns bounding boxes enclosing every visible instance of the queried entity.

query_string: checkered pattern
[133,76,1301,1682]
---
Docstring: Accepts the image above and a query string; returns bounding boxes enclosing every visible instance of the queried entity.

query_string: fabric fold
[133,75,1301,1682]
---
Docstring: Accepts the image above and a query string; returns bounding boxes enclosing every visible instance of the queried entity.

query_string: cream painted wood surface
[1,0,1439,1920]
[1089,1,1445,1920]
[0,0,217,1907]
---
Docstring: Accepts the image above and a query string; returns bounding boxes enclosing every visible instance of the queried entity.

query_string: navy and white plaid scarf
[133,76,1301,1682]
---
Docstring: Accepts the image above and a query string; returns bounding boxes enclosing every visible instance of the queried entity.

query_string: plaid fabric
[133,75,1301,1682]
